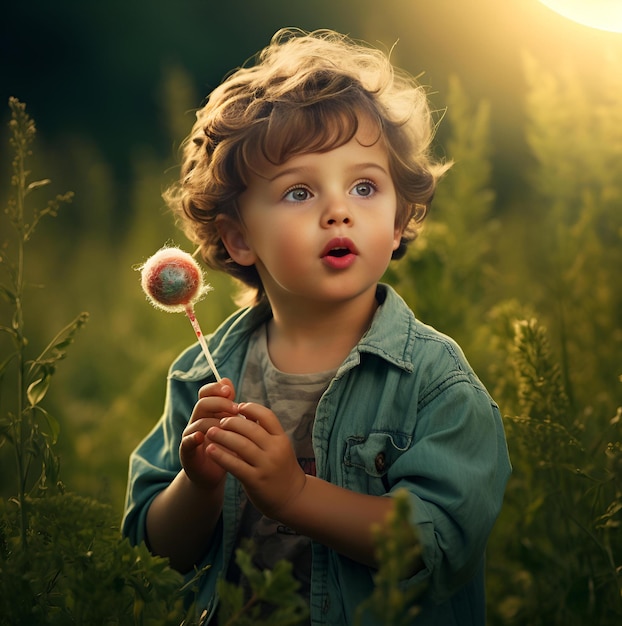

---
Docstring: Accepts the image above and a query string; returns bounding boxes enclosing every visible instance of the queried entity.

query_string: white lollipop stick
[184,304,222,382]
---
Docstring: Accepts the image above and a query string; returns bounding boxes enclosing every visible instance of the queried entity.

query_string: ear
[216,215,256,266]
[392,225,404,251]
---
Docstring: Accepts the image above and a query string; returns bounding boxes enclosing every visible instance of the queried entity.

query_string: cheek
[365,221,402,267]
[272,239,300,266]
[372,210,402,250]
[374,220,403,264]
[252,218,306,263]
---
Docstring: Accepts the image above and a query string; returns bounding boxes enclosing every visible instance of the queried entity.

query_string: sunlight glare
[539,0,622,33]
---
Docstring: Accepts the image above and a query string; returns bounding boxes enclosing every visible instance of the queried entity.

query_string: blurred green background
[1,3,621,621]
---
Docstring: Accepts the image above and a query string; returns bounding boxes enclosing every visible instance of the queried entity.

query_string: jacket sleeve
[388,373,511,604]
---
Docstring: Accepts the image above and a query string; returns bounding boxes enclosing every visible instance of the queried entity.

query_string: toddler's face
[224,116,402,306]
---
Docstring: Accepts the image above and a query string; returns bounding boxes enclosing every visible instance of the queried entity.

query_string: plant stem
[223,592,259,626]
[11,99,29,550]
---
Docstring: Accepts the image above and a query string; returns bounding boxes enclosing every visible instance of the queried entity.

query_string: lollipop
[140,246,222,381]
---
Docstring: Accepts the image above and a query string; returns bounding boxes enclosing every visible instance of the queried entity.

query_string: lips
[321,237,358,269]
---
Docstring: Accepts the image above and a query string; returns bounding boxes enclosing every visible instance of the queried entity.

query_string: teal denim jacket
[122,284,511,625]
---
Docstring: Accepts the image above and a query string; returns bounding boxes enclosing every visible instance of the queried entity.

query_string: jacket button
[375,452,386,473]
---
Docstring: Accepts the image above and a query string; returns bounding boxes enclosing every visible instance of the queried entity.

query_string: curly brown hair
[165,28,450,304]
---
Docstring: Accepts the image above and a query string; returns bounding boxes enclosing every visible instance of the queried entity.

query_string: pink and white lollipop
[140,246,222,381]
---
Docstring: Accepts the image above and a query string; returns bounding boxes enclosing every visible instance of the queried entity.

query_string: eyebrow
[267,162,390,182]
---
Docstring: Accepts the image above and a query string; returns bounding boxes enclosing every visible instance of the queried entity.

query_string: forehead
[246,112,385,178]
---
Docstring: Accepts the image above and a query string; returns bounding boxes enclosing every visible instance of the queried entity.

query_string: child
[122,28,511,625]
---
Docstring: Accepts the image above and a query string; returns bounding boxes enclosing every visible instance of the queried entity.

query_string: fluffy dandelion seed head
[140,247,211,312]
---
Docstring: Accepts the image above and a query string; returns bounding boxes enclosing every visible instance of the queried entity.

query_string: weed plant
[0,98,186,625]
[487,311,621,625]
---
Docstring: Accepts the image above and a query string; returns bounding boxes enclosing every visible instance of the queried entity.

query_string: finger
[235,402,285,435]
[180,429,205,453]
[205,441,255,478]
[183,417,220,437]
[190,396,239,423]
[207,423,262,459]
[198,378,236,400]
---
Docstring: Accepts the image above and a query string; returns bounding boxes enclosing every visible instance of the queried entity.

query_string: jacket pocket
[344,432,412,494]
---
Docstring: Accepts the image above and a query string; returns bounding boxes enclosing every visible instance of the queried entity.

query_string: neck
[265,287,379,374]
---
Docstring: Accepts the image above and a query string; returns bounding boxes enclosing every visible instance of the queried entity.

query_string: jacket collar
[340,284,416,374]
[172,283,416,381]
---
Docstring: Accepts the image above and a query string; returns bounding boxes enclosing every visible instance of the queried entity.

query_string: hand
[206,402,307,520]
[180,378,239,489]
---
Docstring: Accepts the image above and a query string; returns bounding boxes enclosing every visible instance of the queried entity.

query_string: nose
[321,197,353,227]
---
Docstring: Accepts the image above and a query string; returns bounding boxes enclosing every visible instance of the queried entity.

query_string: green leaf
[216,545,308,626]
[30,311,89,370]
[354,490,423,626]
[27,373,51,406]
[32,405,60,444]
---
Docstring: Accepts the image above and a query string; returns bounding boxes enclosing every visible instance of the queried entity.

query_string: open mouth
[321,237,358,258]
[327,247,351,258]
[321,238,358,269]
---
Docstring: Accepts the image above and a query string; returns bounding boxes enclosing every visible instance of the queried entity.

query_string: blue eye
[351,181,376,197]
[284,186,312,202]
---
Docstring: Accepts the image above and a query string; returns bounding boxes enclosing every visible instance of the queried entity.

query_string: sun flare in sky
[539,0,622,33]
